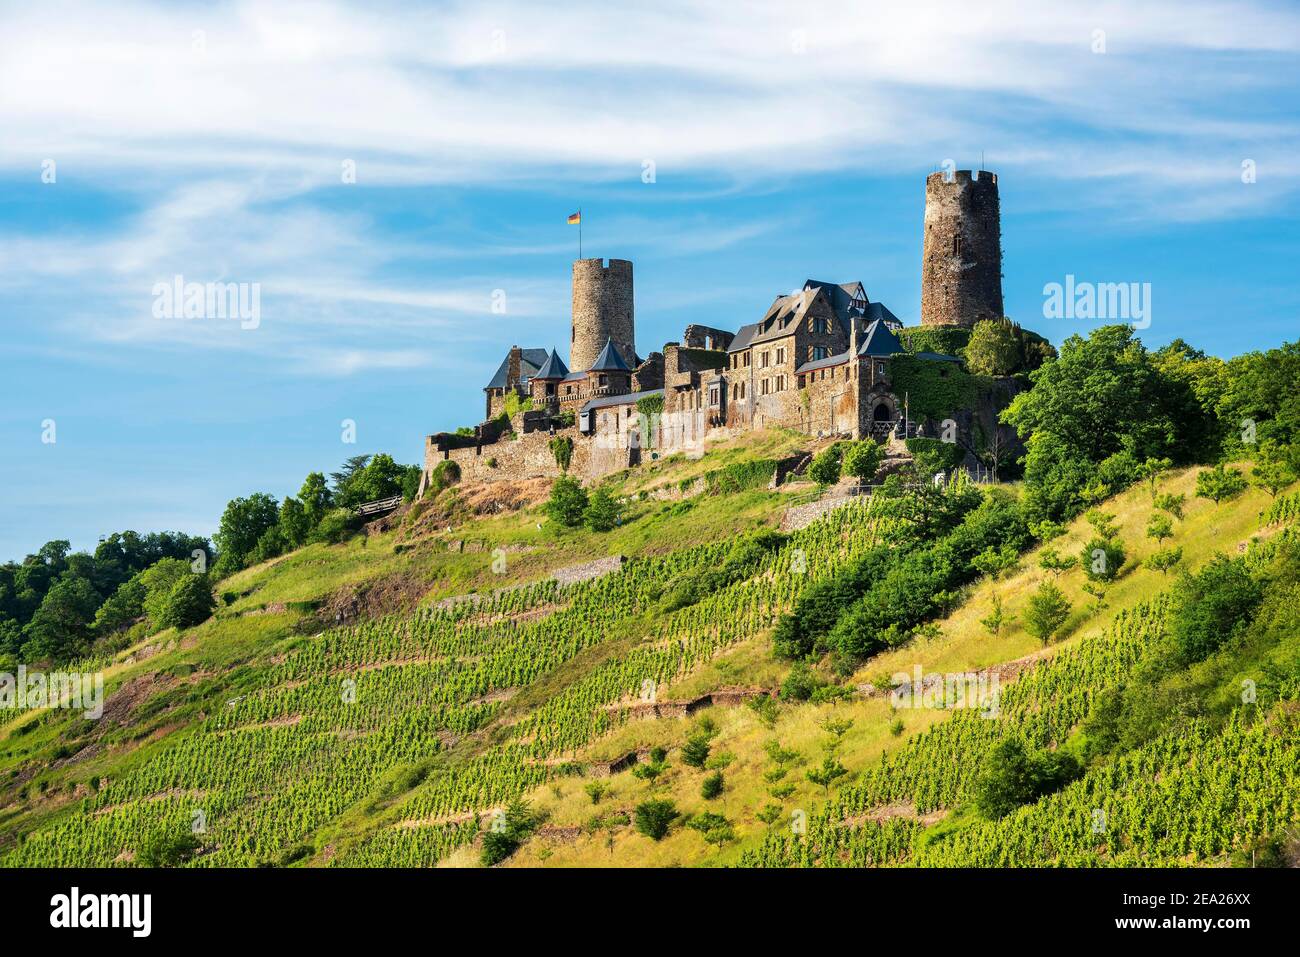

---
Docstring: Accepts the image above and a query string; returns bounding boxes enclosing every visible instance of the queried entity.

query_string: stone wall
[424,425,591,485]
[920,170,1003,328]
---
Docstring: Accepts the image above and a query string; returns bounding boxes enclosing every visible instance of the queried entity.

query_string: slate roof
[532,349,569,380]
[747,288,823,347]
[794,351,849,374]
[588,338,633,372]
[857,319,905,357]
[915,351,963,363]
[485,347,549,390]
[864,301,902,328]
[803,279,868,335]
[727,322,760,354]
[580,388,663,414]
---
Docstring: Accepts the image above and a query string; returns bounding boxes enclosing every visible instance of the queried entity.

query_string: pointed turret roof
[588,338,632,372]
[533,348,569,380]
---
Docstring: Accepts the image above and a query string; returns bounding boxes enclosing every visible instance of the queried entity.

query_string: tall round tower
[920,170,1003,328]
[571,258,635,372]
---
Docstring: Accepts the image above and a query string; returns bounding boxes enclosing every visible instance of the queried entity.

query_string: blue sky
[1,0,1298,560]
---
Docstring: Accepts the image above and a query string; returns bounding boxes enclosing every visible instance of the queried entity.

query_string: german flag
[567,211,581,225]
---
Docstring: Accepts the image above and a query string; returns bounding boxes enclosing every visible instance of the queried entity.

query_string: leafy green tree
[298,472,334,528]
[1195,464,1248,505]
[974,738,1081,819]
[700,771,724,799]
[1250,443,1297,497]
[971,543,1019,580]
[139,558,191,626]
[21,575,101,662]
[546,476,589,527]
[687,811,734,849]
[1143,546,1183,576]
[92,577,147,636]
[1037,547,1077,578]
[1081,538,1125,583]
[213,493,280,576]
[681,735,711,769]
[582,486,622,532]
[633,800,679,841]
[1023,581,1071,646]
[480,798,541,866]
[584,781,608,805]
[807,443,844,485]
[1154,492,1186,519]
[842,440,885,482]
[964,317,1022,376]
[1146,513,1174,543]
[1168,556,1263,665]
[156,574,216,630]
[136,827,201,868]
[805,754,848,796]
[277,497,310,550]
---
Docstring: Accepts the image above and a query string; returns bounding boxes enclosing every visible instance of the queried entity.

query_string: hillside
[1,426,1297,869]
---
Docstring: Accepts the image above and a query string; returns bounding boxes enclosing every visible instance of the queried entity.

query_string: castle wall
[920,170,1003,328]
[425,427,591,485]
[571,258,635,372]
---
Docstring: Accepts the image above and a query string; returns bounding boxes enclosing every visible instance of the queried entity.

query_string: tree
[139,558,192,626]
[1081,538,1125,584]
[1023,581,1071,646]
[964,317,1022,376]
[582,486,622,532]
[700,772,724,799]
[21,575,101,662]
[1154,492,1185,519]
[687,812,734,849]
[805,754,848,796]
[1168,556,1263,666]
[973,738,1081,819]
[634,800,679,841]
[1195,464,1248,505]
[1145,514,1174,543]
[1143,546,1183,576]
[842,440,885,482]
[1137,457,1173,498]
[681,735,711,769]
[1250,443,1297,497]
[136,827,201,868]
[972,544,1019,580]
[807,442,844,485]
[980,592,1009,637]
[213,493,280,576]
[1037,547,1077,578]
[545,476,588,527]
[584,781,608,805]
[278,497,310,550]
[298,472,333,527]
[156,574,216,630]
[480,798,541,866]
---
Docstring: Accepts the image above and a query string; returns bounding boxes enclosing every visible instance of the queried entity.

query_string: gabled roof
[864,301,902,328]
[485,347,549,390]
[532,349,569,380]
[857,319,904,357]
[561,369,587,382]
[588,338,632,372]
[804,279,869,335]
[749,287,825,347]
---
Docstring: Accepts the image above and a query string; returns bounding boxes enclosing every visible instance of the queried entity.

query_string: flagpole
[579,207,582,259]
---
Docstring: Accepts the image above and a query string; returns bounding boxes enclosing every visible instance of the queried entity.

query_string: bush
[583,486,623,532]
[906,437,966,475]
[479,798,541,866]
[1023,581,1070,646]
[312,508,361,544]
[842,440,885,481]
[156,575,216,631]
[779,662,823,701]
[973,738,1081,819]
[1168,556,1263,666]
[427,459,461,496]
[546,476,588,527]
[548,436,574,472]
[700,772,724,800]
[137,827,201,868]
[634,800,679,841]
[807,443,844,485]
[681,735,711,769]
[1195,464,1248,504]
[1081,537,1125,583]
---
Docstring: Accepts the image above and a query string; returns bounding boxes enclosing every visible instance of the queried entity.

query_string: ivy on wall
[635,393,665,416]
[888,355,992,423]
[549,436,574,472]
[898,326,971,357]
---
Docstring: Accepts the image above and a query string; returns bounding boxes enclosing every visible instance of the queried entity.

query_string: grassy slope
[503,465,1292,867]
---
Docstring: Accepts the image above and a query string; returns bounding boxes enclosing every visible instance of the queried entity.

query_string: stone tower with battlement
[920,170,1003,328]
[571,258,635,372]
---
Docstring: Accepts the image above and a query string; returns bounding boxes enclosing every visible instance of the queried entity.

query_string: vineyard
[1,488,917,867]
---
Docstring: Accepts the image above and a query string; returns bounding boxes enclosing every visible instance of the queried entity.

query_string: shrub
[841,440,885,481]
[548,436,574,472]
[156,575,216,631]
[427,459,461,496]
[1168,555,1263,666]
[545,476,588,527]
[973,738,1081,819]
[1195,464,1248,504]
[807,443,844,485]
[700,772,724,799]
[1080,537,1125,583]
[1023,581,1071,646]
[634,800,679,841]
[779,662,823,701]
[479,798,540,867]
[136,827,201,868]
[681,735,711,769]
[583,486,622,532]
[312,508,361,544]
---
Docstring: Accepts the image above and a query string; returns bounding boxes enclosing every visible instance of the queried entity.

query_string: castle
[423,170,1010,488]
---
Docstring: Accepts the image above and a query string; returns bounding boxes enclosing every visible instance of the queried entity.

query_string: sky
[1,0,1298,560]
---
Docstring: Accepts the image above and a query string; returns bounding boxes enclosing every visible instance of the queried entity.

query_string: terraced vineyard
[2,492,916,867]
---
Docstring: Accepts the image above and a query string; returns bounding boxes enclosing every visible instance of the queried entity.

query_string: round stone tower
[571,258,635,372]
[920,170,1004,328]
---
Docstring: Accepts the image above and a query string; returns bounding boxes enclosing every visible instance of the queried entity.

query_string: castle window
[599,374,607,387]
[776,347,785,364]
[743,352,751,367]
[953,234,962,257]
[876,361,886,376]
[776,375,785,391]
